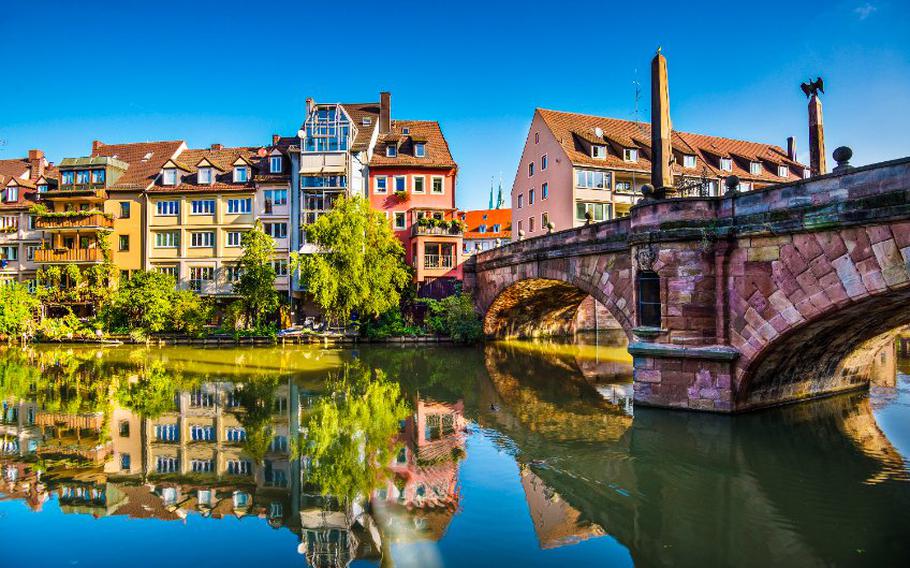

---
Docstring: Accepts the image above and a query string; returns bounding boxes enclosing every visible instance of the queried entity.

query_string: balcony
[424,254,455,270]
[411,223,463,238]
[34,247,104,263]
[44,184,107,200]
[35,213,114,231]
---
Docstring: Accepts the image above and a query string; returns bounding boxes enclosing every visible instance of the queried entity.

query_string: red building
[368,99,461,297]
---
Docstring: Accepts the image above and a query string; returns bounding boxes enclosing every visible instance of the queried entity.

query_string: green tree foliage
[300,361,410,503]
[292,196,410,323]
[104,270,211,335]
[423,293,484,343]
[236,375,280,463]
[236,221,279,328]
[115,360,181,419]
[0,282,40,338]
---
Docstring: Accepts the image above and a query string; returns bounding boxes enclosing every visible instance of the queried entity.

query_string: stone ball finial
[724,175,740,196]
[833,146,853,173]
[641,183,655,200]
[584,211,593,225]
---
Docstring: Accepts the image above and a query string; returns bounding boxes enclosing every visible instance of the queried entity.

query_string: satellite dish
[594,127,604,138]
[297,129,305,138]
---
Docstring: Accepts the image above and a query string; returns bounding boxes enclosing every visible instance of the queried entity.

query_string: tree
[105,271,175,333]
[423,293,484,343]
[235,220,279,328]
[0,282,40,339]
[292,196,411,323]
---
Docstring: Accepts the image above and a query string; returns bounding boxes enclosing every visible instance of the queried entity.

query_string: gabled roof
[338,102,380,152]
[147,145,261,192]
[91,140,187,190]
[0,158,30,187]
[536,108,806,184]
[459,208,512,239]
[369,120,456,169]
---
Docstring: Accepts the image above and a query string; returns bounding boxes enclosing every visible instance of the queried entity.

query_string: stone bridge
[464,157,910,412]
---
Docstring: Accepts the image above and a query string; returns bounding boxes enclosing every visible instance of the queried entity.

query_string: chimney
[27,149,45,180]
[210,143,223,151]
[92,140,104,153]
[305,97,314,115]
[808,95,827,176]
[650,49,674,197]
[379,91,391,134]
[787,136,797,161]
[272,134,280,146]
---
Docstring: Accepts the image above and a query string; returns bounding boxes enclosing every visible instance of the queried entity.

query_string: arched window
[637,271,661,328]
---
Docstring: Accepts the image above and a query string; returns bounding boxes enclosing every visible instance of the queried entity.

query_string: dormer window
[37,183,48,193]
[162,168,177,186]
[749,161,762,175]
[478,224,487,233]
[720,158,733,172]
[198,167,212,185]
[414,143,426,158]
[402,127,410,135]
[622,148,637,162]
[4,185,18,203]
[778,165,789,178]
[362,117,372,126]
[592,145,607,159]
[234,166,249,183]
[270,156,282,173]
[683,154,697,168]
[386,145,397,158]
[492,224,501,232]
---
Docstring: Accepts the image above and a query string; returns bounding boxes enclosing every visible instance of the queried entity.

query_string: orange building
[367,97,461,298]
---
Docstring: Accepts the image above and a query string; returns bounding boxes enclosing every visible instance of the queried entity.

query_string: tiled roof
[369,120,456,169]
[0,158,30,187]
[91,140,186,190]
[537,108,806,184]
[339,102,380,152]
[0,157,47,210]
[254,136,295,185]
[459,208,512,239]
[147,145,261,193]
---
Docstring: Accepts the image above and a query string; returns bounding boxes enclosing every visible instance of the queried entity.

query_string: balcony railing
[35,213,113,230]
[424,254,454,270]
[34,248,104,263]
[412,224,463,237]
[45,184,107,199]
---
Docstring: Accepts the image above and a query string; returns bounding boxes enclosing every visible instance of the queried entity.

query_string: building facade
[0,150,55,283]
[459,208,511,255]
[511,108,808,238]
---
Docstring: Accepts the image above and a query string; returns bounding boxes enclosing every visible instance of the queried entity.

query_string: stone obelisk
[651,48,674,197]
[808,94,827,176]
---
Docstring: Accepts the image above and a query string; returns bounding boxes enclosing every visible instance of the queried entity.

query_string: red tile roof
[0,158,30,187]
[91,140,186,191]
[369,120,456,169]
[537,108,806,185]
[146,145,261,193]
[460,208,512,239]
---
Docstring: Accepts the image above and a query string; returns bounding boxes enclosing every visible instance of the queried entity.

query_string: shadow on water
[0,339,908,566]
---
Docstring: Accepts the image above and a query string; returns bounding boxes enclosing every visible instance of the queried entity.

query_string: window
[119,420,130,437]
[720,158,733,171]
[227,198,251,214]
[362,117,372,126]
[386,145,397,157]
[529,216,536,232]
[517,220,523,233]
[637,270,661,328]
[156,456,178,473]
[190,425,215,441]
[91,169,105,184]
[197,167,212,184]
[394,211,406,229]
[576,202,610,222]
[226,427,247,442]
[803,168,811,179]
[225,265,242,283]
[118,235,129,251]
[412,176,425,193]
[226,231,243,247]
[190,232,215,248]
[155,423,179,442]
[492,223,501,232]
[478,224,487,234]
[189,389,214,408]
[156,200,179,216]
[517,193,524,209]
[402,127,410,135]
[542,212,549,228]
[264,223,288,239]
[616,181,633,193]
[269,155,282,173]
[683,155,697,168]
[750,161,762,175]
[157,265,178,279]
[269,502,283,518]
[4,186,18,202]
[37,184,47,193]
[529,189,535,204]
[575,169,611,189]
[227,460,252,475]
[542,182,549,199]
[191,199,216,215]
[61,171,75,184]
[76,170,90,184]
[233,166,249,183]
[534,132,540,144]
[1,215,17,229]
[272,259,289,276]
[415,143,426,157]
[155,231,179,248]
[264,189,288,207]
[593,145,608,159]
[26,246,36,262]
[528,162,534,177]
[778,165,789,178]
[431,176,444,194]
[191,460,214,473]
[622,148,637,162]
[162,168,177,186]
[374,176,388,194]
[394,176,406,192]
[189,266,214,291]
[739,181,753,192]
[0,246,16,262]
[119,202,130,218]
[120,453,131,471]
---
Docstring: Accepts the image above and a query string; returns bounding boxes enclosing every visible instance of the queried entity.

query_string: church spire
[496,173,505,209]
[488,177,494,209]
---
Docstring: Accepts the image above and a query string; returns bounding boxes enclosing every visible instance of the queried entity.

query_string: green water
[0,333,908,566]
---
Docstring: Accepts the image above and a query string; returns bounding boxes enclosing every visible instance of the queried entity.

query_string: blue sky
[1,0,908,210]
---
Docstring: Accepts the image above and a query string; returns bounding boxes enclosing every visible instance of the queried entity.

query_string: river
[0,333,908,566]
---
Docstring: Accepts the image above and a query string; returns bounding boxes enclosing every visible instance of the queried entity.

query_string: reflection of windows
[155,424,179,442]
[396,447,407,464]
[119,420,130,437]
[191,425,215,441]
[192,459,214,472]
[271,435,289,452]
[227,460,252,475]
[225,427,247,442]
[156,456,179,473]
[637,270,661,328]
[120,453,131,471]
[269,502,283,518]
[233,490,251,506]
[197,490,213,507]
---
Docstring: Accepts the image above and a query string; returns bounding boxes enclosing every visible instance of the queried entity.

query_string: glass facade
[303,106,351,152]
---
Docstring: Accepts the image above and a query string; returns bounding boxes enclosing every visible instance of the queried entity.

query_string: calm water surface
[1,333,908,567]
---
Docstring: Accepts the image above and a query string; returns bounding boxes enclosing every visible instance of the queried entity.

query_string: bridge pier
[629,343,739,412]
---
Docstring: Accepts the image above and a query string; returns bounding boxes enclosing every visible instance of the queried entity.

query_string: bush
[0,282,40,339]
[421,293,483,344]
[103,270,212,336]
[37,309,93,341]
[360,308,423,340]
